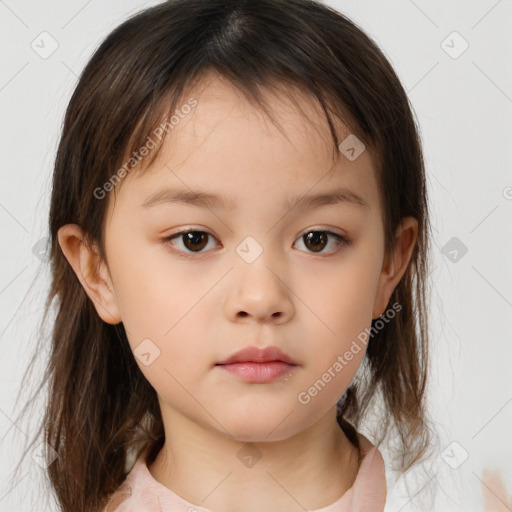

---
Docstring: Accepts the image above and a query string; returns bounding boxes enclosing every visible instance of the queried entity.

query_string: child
[20,0,435,510]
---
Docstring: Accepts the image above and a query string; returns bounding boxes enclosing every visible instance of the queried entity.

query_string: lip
[216,346,298,365]
[215,346,298,383]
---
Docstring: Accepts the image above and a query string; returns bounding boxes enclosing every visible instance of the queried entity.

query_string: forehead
[157,74,356,164]
[109,75,382,218]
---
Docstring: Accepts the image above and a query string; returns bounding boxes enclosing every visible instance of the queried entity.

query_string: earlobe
[372,217,418,319]
[57,224,122,325]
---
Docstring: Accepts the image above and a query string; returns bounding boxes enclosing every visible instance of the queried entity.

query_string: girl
[17,0,435,510]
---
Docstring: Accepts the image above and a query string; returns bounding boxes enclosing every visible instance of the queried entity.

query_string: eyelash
[160,228,350,259]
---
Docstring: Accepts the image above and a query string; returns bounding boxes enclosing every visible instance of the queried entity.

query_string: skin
[481,469,512,511]
[58,73,418,512]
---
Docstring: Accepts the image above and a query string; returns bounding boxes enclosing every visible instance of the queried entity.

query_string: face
[71,75,405,442]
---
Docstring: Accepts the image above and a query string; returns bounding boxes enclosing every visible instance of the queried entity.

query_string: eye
[294,230,349,255]
[162,229,219,256]
[161,228,349,258]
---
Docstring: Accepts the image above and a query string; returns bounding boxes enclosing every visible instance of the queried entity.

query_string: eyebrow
[141,186,368,211]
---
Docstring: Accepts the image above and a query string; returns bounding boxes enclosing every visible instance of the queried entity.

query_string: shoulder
[102,457,162,512]
[351,432,387,510]
[103,481,132,512]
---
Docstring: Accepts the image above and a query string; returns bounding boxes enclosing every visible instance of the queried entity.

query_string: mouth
[216,361,297,383]
[215,346,298,383]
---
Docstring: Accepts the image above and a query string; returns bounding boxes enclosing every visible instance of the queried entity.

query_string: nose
[224,256,295,325]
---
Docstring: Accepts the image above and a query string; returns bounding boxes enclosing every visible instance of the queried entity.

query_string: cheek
[106,240,216,371]
[301,256,381,384]
[107,237,186,330]
[312,262,379,337]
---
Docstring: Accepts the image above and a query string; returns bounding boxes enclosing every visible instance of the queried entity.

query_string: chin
[218,413,305,444]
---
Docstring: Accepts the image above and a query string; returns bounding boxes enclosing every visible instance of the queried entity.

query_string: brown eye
[182,231,209,252]
[163,230,217,256]
[295,230,348,255]
[304,232,328,252]
[162,229,348,258]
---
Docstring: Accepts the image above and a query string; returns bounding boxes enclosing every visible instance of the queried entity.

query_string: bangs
[111,70,374,197]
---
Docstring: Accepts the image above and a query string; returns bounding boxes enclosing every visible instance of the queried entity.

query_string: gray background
[0,1,511,511]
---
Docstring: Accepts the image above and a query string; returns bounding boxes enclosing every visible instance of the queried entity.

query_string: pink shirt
[104,432,386,512]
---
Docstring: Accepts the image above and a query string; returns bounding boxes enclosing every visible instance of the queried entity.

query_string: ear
[57,224,122,325]
[372,217,418,319]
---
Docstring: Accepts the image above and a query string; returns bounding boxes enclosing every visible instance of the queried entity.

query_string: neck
[148,406,360,512]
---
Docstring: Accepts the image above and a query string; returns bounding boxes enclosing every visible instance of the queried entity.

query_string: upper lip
[216,346,298,365]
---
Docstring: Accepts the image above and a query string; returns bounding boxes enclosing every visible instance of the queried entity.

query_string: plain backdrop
[0,1,511,511]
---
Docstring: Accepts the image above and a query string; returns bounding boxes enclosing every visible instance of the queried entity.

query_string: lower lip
[216,361,296,383]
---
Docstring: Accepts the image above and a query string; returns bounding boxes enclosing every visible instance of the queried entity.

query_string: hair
[13,0,436,511]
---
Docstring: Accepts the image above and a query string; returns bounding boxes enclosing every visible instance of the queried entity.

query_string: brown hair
[14,0,435,510]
